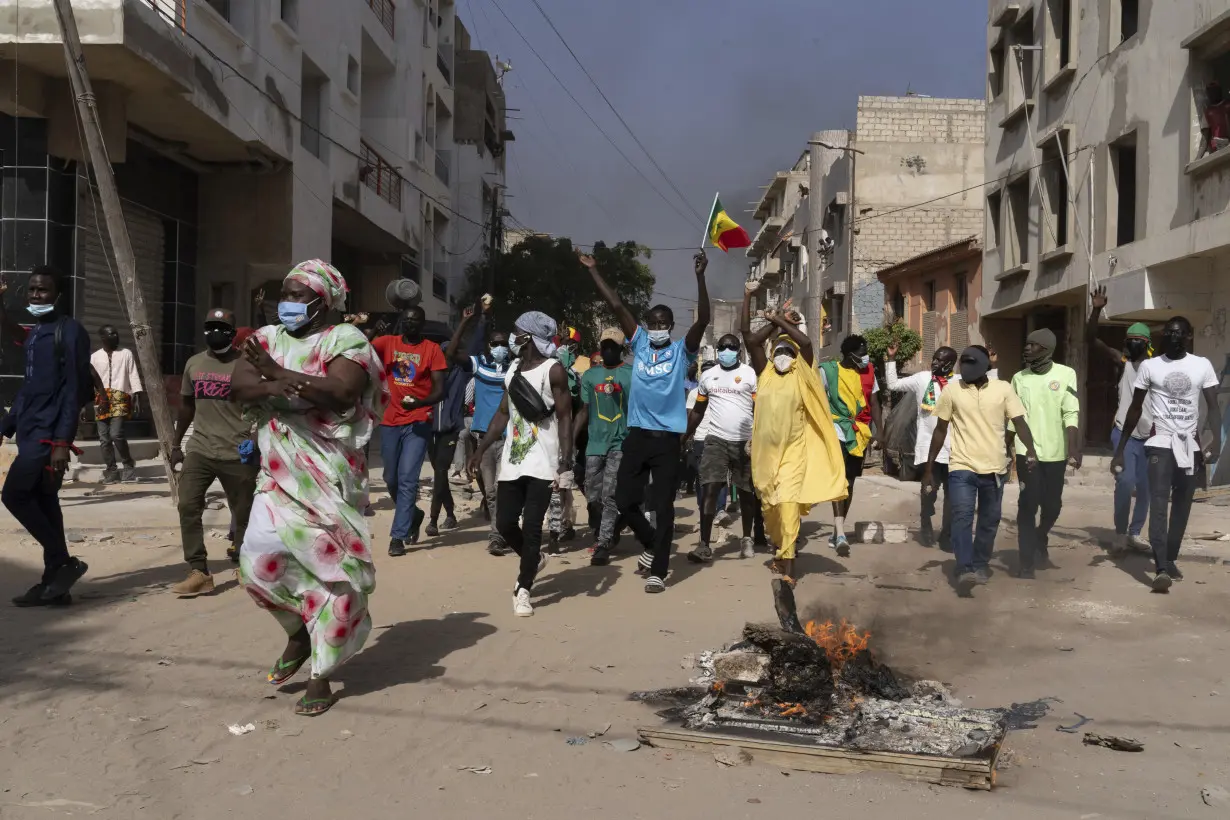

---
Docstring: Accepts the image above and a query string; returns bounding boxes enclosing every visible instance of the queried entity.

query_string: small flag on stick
[702,193,752,252]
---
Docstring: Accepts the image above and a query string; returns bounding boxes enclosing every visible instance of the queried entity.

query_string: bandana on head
[515,311,559,358]
[286,259,349,309]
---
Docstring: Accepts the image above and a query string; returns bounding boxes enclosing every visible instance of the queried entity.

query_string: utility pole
[486,185,503,295]
[51,0,180,502]
[809,137,865,339]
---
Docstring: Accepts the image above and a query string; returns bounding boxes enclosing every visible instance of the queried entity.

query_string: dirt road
[1,475,1228,819]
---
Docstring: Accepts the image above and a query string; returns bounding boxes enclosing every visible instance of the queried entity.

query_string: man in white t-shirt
[883,344,958,548]
[1113,316,1222,593]
[685,334,760,562]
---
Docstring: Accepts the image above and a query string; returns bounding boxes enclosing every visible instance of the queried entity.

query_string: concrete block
[712,651,771,685]
[855,522,910,544]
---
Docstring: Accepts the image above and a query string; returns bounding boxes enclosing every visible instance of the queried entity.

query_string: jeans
[615,428,682,580]
[380,422,432,540]
[473,431,502,543]
[1146,446,1200,572]
[178,452,258,572]
[2,442,69,581]
[496,476,554,590]
[1110,427,1149,536]
[585,450,623,547]
[428,429,460,523]
[1016,458,1067,570]
[921,462,952,540]
[96,415,134,473]
[947,470,1003,574]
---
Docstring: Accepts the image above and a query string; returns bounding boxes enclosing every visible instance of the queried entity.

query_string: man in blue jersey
[453,299,513,555]
[581,251,710,594]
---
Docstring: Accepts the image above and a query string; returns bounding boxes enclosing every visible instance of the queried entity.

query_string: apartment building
[745,150,810,328]
[0,0,510,409]
[982,0,1230,467]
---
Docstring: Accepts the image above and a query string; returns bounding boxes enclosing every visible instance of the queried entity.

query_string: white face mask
[774,354,795,374]
[647,328,672,346]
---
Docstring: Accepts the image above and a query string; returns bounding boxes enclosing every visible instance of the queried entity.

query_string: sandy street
[1,472,1229,820]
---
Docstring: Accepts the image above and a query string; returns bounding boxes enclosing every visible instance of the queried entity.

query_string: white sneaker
[1127,534,1151,553]
[513,586,534,617]
[740,537,756,559]
[714,511,732,528]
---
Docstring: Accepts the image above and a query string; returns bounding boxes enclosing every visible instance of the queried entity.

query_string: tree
[458,237,655,349]
[864,321,923,364]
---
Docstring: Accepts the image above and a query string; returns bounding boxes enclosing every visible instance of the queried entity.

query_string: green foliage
[865,321,923,363]
[458,237,655,349]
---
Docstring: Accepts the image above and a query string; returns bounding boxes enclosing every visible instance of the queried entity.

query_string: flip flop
[267,654,310,685]
[294,695,337,717]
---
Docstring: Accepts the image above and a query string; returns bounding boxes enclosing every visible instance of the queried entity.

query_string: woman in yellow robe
[742,283,848,581]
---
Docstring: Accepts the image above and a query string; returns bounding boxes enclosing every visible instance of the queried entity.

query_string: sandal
[267,653,310,685]
[294,695,337,717]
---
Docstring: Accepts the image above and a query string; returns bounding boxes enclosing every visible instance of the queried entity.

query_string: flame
[777,703,808,718]
[711,680,725,694]
[804,618,872,667]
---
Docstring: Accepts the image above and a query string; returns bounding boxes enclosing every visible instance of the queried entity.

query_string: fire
[711,680,725,694]
[804,618,872,667]
[777,703,808,718]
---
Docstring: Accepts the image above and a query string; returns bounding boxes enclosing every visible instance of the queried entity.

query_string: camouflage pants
[548,487,576,535]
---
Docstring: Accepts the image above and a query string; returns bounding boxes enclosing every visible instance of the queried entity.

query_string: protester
[166,308,259,597]
[90,324,144,483]
[1008,329,1080,577]
[686,333,760,563]
[818,334,883,556]
[468,312,573,617]
[372,305,447,556]
[573,327,632,567]
[2,266,93,607]
[924,346,1037,594]
[231,260,385,716]
[1087,286,1153,552]
[883,343,958,548]
[1113,317,1222,593]
[742,282,846,582]
[546,330,581,552]
[424,313,479,538]
[685,361,728,517]
[580,250,710,594]
[461,303,512,555]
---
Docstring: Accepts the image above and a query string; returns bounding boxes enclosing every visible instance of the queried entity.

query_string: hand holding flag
[703,194,752,252]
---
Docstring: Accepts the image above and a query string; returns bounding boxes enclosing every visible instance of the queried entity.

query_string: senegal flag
[704,194,752,252]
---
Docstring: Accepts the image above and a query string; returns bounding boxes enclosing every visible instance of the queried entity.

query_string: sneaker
[590,546,612,567]
[487,538,509,557]
[170,569,215,598]
[408,508,425,545]
[561,526,577,543]
[644,575,666,594]
[834,535,851,558]
[43,558,88,599]
[1128,534,1151,553]
[1018,567,1036,580]
[687,543,714,564]
[714,511,732,529]
[974,569,990,586]
[919,525,936,548]
[440,516,459,532]
[513,587,534,617]
[1151,571,1173,593]
[425,522,440,538]
[12,583,71,607]
[225,547,240,563]
[121,467,138,483]
[1166,563,1184,581]
[388,538,407,557]
[740,537,756,559]
[955,571,977,593]
[101,469,120,485]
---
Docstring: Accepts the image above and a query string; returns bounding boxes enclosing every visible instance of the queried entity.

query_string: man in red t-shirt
[371,304,447,556]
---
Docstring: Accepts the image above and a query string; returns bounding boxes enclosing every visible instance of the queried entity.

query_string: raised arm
[449,304,479,367]
[684,252,711,354]
[1087,286,1125,365]
[766,310,813,366]
[578,253,637,340]
[741,281,771,374]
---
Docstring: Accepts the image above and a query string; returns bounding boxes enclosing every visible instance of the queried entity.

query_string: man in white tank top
[469,312,574,617]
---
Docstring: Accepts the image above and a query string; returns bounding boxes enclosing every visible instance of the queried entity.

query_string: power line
[485,0,700,231]
[525,0,704,224]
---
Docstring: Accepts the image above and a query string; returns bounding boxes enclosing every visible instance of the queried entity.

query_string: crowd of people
[0,258,1223,716]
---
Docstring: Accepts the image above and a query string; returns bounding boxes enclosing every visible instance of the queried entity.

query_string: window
[1041,130,1070,251]
[432,274,448,301]
[1120,0,1139,43]
[1182,18,1230,161]
[986,189,1003,250]
[279,0,298,30]
[1044,0,1075,81]
[891,288,905,322]
[400,252,421,283]
[1010,12,1036,107]
[1110,134,1138,247]
[831,294,845,334]
[989,36,1005,100]
[923,281,936,312]
[346,56,360,97]
[1006,174,1031,268]
[954,273,968,311]
[300,60,327,160]
[203,0,230,21]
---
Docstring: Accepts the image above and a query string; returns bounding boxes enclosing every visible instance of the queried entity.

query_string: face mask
[960,361,988,382]
[1124,339,1148,360]
[774,354,795,374]
[509,336,527,356]
[647,329,671,346]
[932,361,954,377]
[205,329,235,352]
[1023,346,1054,371]
[489,345,510,363]
[858,354,870,369]
[26,303,55,318]
[278,300,315,332]
[717,349,739,367]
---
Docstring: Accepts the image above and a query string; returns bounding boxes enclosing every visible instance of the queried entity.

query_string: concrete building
[747,96,985,360]
[982,0,1230,468]
[0,0,510,408]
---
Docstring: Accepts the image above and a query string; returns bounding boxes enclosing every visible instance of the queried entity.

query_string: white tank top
[499,359,561,482]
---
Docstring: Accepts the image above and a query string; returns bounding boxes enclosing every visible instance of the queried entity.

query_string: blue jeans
[947,470,1004,574]
[1110,427,1149,536]
[381,422,432,540]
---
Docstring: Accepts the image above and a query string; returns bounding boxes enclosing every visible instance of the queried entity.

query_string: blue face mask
[26,303,55,318]
[717,349,739,367]
[858,354,870,369]
[489,345,510,364]
[278,300,316,332]
[647,329,672,346]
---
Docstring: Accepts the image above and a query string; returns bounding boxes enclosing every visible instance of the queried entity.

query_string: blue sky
[461,0,986,319]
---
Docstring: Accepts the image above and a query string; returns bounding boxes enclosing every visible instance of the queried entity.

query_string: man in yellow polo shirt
[923,346,1039,594]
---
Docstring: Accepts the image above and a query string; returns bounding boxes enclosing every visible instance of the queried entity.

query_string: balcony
[144,0,186,28]
[747,215,786,258]
[360,140,403,211]
[367,0,395,38]
[434,148,451,186]
[437,41,454,87]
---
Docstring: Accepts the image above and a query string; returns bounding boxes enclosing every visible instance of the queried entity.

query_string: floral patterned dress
[238,323,387,679]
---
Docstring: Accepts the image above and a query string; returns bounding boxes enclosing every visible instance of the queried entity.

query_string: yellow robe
[751,359,849,560]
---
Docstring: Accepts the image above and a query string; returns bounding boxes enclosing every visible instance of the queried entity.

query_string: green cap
[1126,322,1151,339]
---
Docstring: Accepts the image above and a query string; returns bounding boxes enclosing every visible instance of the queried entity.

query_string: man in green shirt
[1008,328,1081,578]
[573,327,632,567]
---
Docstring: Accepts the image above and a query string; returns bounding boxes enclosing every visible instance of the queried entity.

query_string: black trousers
[496,476,554,591]
[1016,457,1067,570]
[1146,446,1200,572]
[2,443,69,581]
[429,430,460,522]
[921,462,952,539]
[615,427,682,580]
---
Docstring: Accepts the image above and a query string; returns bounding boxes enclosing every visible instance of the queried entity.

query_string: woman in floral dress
[231,260,386,716]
